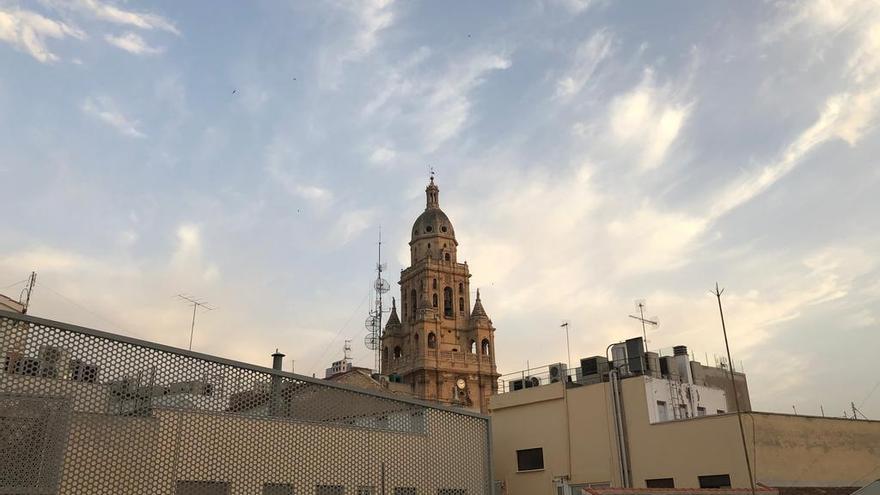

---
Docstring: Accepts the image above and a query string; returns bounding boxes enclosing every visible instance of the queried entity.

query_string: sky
[1,0,879,418]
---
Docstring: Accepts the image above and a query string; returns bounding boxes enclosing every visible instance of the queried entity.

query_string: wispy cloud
[59,0,179,35]
[556,29,614,98]
[105,32,163,55]
[0,8,85,62]
[81,96,146,138]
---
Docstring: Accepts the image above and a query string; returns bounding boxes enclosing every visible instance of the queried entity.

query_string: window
[393,346,402,359]
[646,478,675,488]
[428,333,437,349]
[697,406,706,416]
[481,339,490,356]
[698,474,731,489]
[444,253,450,261]
[441,226,448,232]
[443,287,453,317]
[459,297,464,312]
[316,485,345,495]
[176,481,231,495]
[358,487,376,495]
[717,409,726,414]
[516,447,544,471]
[410,289,417,318]
[263,484,294,495]
[432,294,438,307]
[432,278,437,289]
[426,225,433,232]
[657,401,668,422]
[678,404,688,418]
[394,488,417,495]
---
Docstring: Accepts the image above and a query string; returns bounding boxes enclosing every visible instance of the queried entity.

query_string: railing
[0,310,491,495]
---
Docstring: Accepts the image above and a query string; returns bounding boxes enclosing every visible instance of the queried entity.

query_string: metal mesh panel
[0,311,491,495]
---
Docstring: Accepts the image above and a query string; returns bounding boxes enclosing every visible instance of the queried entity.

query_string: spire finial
[425,169,439,208]
[476,288,481,300]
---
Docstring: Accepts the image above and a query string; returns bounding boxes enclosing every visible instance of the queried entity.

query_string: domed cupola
[409,176,458,264]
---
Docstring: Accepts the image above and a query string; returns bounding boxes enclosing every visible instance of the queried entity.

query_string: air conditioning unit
[580,356,609,377]
[510,379,525,391]
[525,376,540,388]
[548,363,567,383]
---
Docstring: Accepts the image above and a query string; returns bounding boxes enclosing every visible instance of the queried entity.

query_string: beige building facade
[381,178,499,413]
[490,377,880,495]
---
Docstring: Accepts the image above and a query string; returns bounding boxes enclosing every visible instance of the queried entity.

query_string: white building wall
[644,376,727,423]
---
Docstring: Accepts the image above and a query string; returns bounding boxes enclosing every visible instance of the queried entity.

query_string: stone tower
[381,177,499,413]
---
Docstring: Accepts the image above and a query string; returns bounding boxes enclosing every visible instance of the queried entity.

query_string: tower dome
[409,177,458,264]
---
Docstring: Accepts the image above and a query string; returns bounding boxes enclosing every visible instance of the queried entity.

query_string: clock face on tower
[456,378,466,390]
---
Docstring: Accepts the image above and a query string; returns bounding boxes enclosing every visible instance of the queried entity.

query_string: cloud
[368,146,397,166]
[330,209,376,246]
[81,96,146,138]
[362,50,512,152]
[556,29,614,98]
[0,8,85,62]
[58,0,180,35]
[607,69,691,171]
[104,32,162,55]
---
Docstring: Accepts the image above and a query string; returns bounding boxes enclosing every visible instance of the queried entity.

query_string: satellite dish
[364,316,377,331]
[364,332,380,350]
[375,278,390,293]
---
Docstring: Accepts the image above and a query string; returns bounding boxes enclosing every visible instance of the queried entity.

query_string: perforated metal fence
[0,310,492,495]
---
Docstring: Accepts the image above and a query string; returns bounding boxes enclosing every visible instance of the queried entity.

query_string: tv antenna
[628,299,659,352]
[177,294,214,350]
[364,227,390,372]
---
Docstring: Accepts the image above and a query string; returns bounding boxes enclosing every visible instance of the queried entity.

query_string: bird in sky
[232,89,237,95]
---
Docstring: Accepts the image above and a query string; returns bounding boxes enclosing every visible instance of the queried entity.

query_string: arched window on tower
[481,339,491,356]
[394,346,402,359]
[444,253,450,261]
[410,289,417,319]
[428,333,437,349]
[459,297,465,313]
[458,282,463,293]
[383,347,388,362]
[469,339,476,354]
[432,279,437,290]
[443,287,453,317]
[432,293,438,308]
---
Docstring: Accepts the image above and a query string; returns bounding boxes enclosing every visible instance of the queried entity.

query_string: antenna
[177,294,215,350]
[627,299,659,352]
[19,271,37,313]
[364,228,389,373]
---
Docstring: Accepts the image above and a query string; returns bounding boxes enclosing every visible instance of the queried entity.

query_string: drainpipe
[606,343,631,488]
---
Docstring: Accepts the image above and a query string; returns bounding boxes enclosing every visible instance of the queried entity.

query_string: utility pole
[628,300,658,353]
[19,271,37,313]
[712,283,755,495]
[560,321,572,371]
[177,294,214,351]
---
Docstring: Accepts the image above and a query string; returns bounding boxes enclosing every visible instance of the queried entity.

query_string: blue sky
[1,0,879,417]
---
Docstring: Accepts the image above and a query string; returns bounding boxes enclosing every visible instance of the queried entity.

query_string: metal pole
[562,322,572,371]
[639,303,648,353]
[188,303,197,351]
[713,283,755,495]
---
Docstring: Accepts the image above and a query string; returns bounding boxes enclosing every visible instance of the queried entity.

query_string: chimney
[673,346,694,385]
[270,349,285,416]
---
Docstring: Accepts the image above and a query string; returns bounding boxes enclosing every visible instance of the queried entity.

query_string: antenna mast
[19,271,37,314]
[628,299,659,352]
[177,294,215,350]
[363,228,390,373]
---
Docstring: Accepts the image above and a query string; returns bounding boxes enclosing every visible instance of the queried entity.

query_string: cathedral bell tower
[381,177,499,413]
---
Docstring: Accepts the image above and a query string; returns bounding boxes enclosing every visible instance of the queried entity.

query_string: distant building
[324,340,354,378]
[381,177,499,413]
[490,337,880,495]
